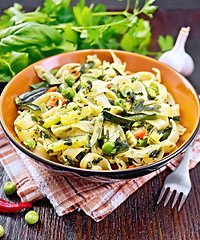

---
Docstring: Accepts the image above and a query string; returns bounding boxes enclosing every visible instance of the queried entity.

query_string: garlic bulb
[159,27,194,76]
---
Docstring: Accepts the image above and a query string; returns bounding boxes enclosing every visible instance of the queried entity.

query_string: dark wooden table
[0,9,200,240]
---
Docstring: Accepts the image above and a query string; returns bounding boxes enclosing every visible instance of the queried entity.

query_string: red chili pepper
[69,69,80,80]
[46,86,57,93]
[0,198,32,213]
[47,97,68,107]
[134,129,147,139]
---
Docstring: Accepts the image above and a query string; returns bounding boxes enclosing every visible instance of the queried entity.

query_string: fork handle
[173,143,193,173]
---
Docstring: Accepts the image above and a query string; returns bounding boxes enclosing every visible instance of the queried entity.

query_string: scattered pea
[65,75,76,86]
[0,225,4,237]
[62,87,75,99]
[25,211,39,225]
[102,141,116,155]
[4,182,16,195]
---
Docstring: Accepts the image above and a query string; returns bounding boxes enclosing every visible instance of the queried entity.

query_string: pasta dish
[14,51,186,170]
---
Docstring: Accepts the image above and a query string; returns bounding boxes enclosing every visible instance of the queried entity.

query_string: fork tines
[157,187,187,211]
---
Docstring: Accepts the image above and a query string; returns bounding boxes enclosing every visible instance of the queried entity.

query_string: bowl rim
[1,49,200,176]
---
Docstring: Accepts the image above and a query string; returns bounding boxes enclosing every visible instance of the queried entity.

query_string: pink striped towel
[0,125,199,222]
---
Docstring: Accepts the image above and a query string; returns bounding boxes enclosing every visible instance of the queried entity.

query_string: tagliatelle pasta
[14,51,186,170]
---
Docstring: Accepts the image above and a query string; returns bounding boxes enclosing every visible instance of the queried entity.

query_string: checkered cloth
[0,125,199,222]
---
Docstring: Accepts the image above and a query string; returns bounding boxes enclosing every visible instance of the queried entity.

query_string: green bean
[23,139,36,150]
[160,129,171,141]
[127,113,158,121]
[146,86,158,98]
[30,81,49,90]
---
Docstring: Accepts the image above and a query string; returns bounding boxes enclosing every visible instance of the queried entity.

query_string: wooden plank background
[1,0,200,14]
[0,3,200,240]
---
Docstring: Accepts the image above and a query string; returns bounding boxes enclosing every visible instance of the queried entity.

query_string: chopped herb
[86,162,92,169]
[149,150,157,158]
[40,130,52,139]
[64,155,74,166]
[80,61,95,74]
[136,138,148,147]
[31,116,38,122]
[131,77,137,82]
[64,138,73,146]
[113,67,122,76]
[144,104,161,113]
[132,100,145,113]
[84,80,93,94]
[92,157,102,165]
[76,83,82,93]
[114,139,129,155]
[172,116,180,122]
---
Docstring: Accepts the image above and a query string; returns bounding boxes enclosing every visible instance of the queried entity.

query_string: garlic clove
[159,27,194,76]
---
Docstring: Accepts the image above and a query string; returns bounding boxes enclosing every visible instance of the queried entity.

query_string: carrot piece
[69,69,80,80]
[46,86,57,93]
[134,129,147,139]
[105,79,111,82]
[106,82,112,88]
[126,72,134,75]
[47,97,68,107]
[128,165,135,169]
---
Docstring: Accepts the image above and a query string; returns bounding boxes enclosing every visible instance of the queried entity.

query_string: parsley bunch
[0,0,174,82]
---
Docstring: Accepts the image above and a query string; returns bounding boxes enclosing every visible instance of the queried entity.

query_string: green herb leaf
[0,58,14,82]
[0,22,63,52]
[141,0,157,18]
[0,0,163,83]
[73,5,92,27]
[0,3,23,29]
[9,51,29,73]
[10,11,54,25]
[158,35,175,52]
[64,23,79,44]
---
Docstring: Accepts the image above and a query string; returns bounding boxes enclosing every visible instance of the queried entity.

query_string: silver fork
[157,137,196,210]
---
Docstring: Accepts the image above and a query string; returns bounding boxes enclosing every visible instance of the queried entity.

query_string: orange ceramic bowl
[0,50,199,179]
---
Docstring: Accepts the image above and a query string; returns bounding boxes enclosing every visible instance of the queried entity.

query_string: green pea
[102,141,116,155]
[62,87,75,99]
[23,139,36,150]
[65,75,76,86]
[0,225,4,237]
[25,211,39,225]
[4,181,16,195]
[114,98,126,108]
